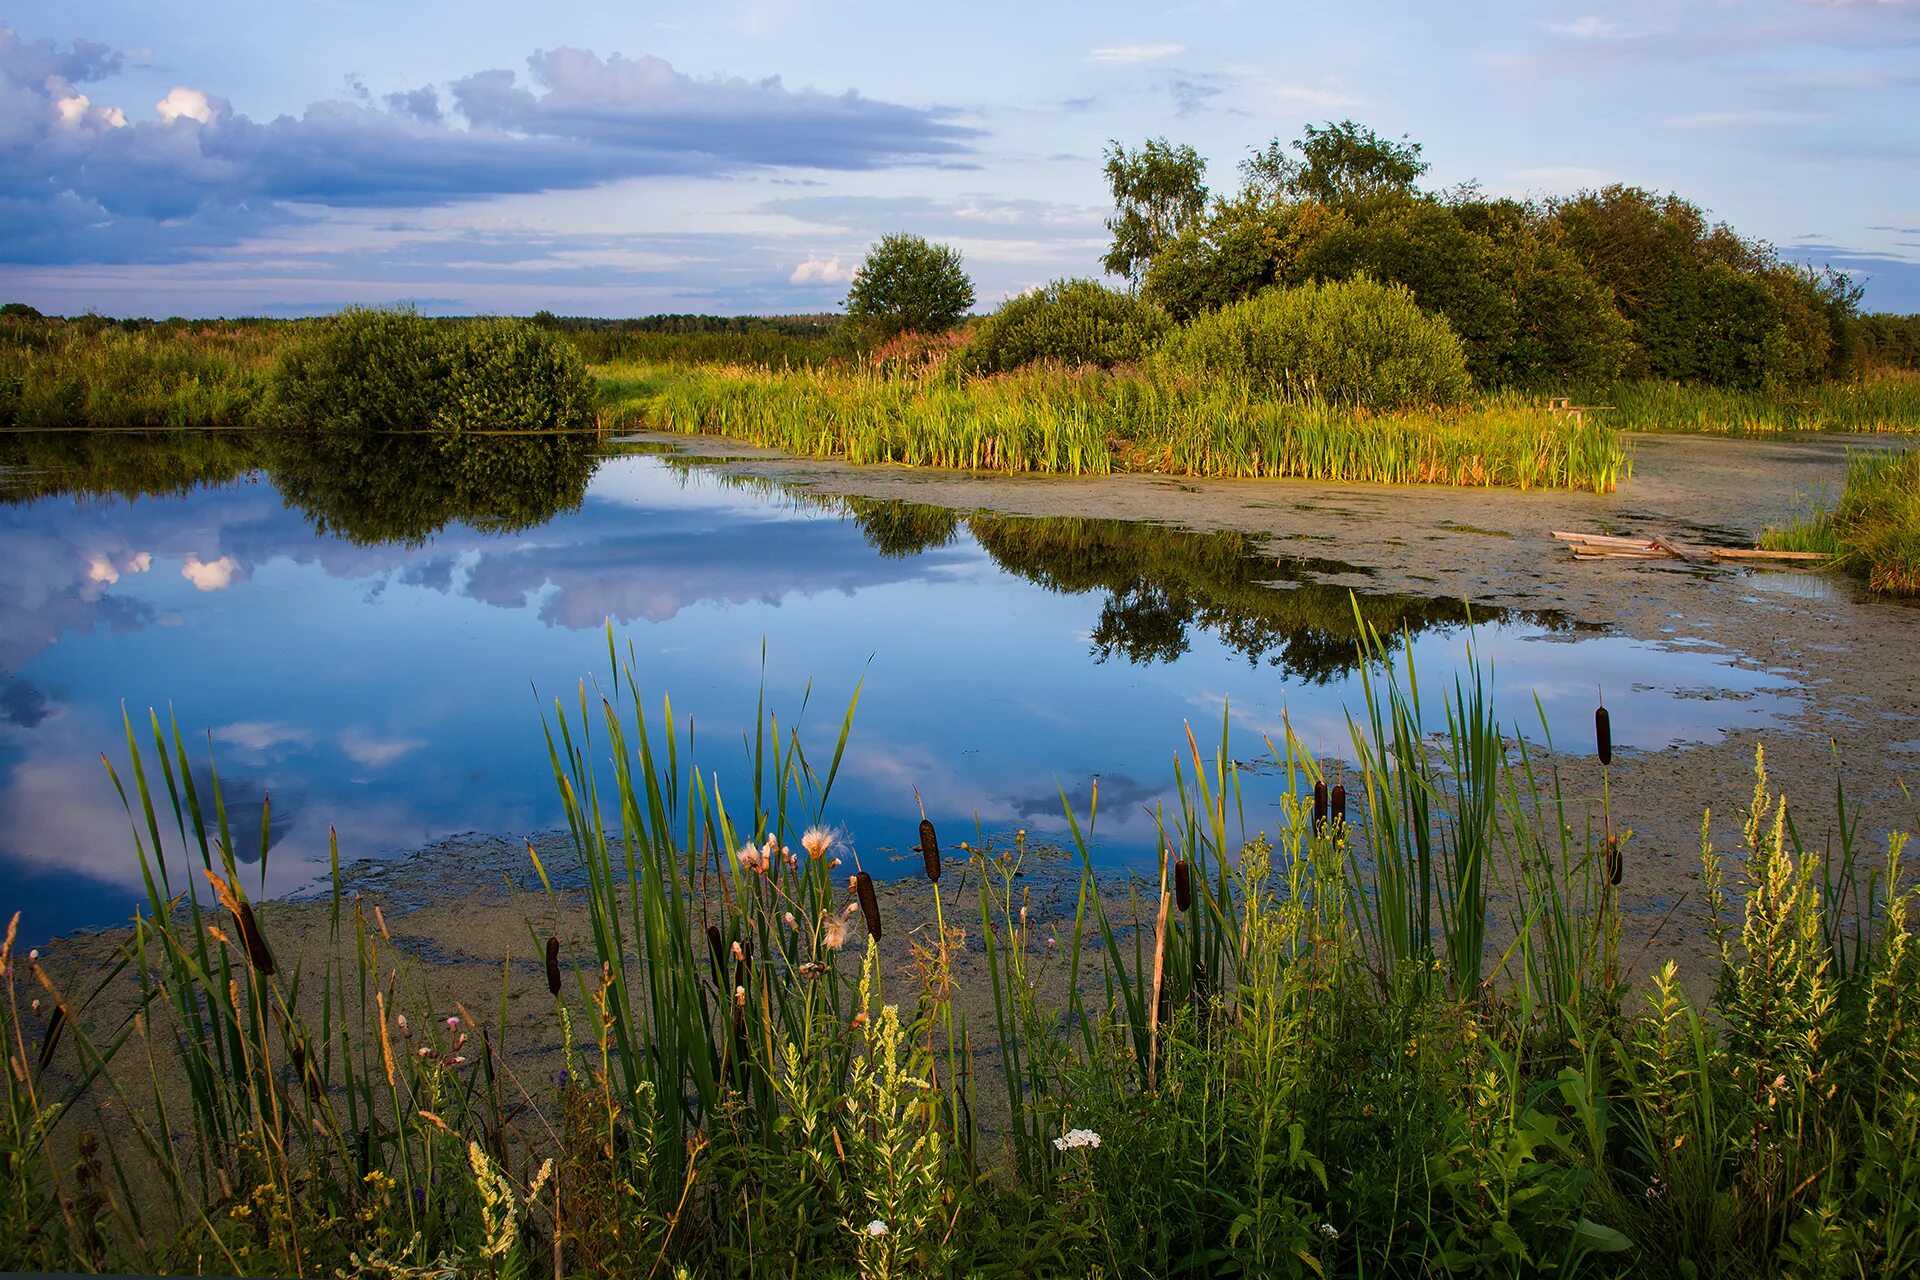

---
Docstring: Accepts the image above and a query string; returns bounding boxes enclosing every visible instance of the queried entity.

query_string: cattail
[1174,858,1192,913]
[855,871,882,940]
[234,901,275,975]
[734,939,753,992]
[545,936,562,997]
[706,924,726,976]
[918,818,941,883]
[37,1004,65,1072]
[1312,781,1329,835]
[1607,835,1623,887]
[1596,706,1613,767]
[1331,784,1346,825]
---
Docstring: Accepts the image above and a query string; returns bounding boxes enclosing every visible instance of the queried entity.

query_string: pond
[0,430,1801,944]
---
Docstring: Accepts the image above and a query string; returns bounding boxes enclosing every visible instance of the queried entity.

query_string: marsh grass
[1762,449,1920,596]
[597,361,1630,491]
[0,316,278,428]
[4,614,1919,1276]
[1602,372,1920,435]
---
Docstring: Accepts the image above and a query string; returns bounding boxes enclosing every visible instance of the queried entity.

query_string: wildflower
[27,948,38,963]
[864,1219,889,1238]
[1047,936,1057,950]
[802,827,834,859]
[1053,1128,1102,1151]
[446,1016,460,1032]
[783,911,798,930]
[396,1013,410,1039]
[449,1055,467,1066]
[417,1047,433,1058]
[1318,1222,1339,1240]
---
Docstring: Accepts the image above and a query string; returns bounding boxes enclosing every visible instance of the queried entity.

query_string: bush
[435,318,594,432]
[270,308,593,431]
[959,279,1170,374]
[1154,277,1472,408]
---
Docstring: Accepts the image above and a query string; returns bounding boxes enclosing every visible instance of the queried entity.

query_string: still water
[0,430,1799,944]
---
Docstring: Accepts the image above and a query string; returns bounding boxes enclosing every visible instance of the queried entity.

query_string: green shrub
[1154,277,1473,408]
[268,307,447,430]
[270,309,593,431]
[959,279,1170,373]
[434,317,594,432]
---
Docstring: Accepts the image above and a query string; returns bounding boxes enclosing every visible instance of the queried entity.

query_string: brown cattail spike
[545,936,562,997]
[37,1004,66,1072]
[855,871,882,941]
[706,924,726,976]
[1607,836,1623,887]
[919,818,941,883]
[1331,784,1346,825]
[1312,781,1329,835]
[1174,858,1192,913]
[235,901,276,975]
[1596,706,1613,767]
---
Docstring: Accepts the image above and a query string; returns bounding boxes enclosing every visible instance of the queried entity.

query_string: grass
[6,614,1919,1276]
[597,361,1632,491]
[0,316,279,428]
[1599,372,1920,435]
[1762,450,1920,596]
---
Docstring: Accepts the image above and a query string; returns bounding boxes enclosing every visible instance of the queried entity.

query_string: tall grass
[0,316,277,428]
[5,616,1919,1274]
[1602,372,1920,435]
[599,361,1630,491]
[1762,449,1920,596]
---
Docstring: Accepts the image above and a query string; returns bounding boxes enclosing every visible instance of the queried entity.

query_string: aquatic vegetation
[5,624,1917,1276]
[1601,371,1920,435]
[1763,449,1920,596]
[599,360,1630,491]
[0,313,277,428]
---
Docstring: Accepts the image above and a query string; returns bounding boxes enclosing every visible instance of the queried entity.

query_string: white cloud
[155,85,219,124]
[86,553,119,585]
[339,729,426,768]
[1550,17,1624,39]
[213,721,313,755]
[1089,43,1185,62]
[789,254,854,285]
[181,553,240,590]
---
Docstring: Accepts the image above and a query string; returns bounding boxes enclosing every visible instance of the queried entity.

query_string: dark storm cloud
[0,26,980,266]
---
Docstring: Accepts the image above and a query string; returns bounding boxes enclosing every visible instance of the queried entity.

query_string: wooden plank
[1707,547,1831,563]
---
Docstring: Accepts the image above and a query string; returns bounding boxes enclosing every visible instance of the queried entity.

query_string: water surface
[0,430,1800,944]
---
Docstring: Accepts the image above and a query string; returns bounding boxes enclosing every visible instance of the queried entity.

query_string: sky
[1,0,1917,317]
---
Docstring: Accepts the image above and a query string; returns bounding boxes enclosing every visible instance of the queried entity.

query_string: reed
[596,360,1630,491]
[1762,449,1920,596]
[1599,372,1920,435]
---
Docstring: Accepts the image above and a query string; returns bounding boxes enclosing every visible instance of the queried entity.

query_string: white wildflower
[1053,1128,1102,1151]
[1318,1222,1339,1240]
[864,1219,889,1238]
[801,827,834,858]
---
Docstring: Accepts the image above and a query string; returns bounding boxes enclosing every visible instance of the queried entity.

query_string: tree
[1101,138,1209,285]
[844,234,975,339]
[1242,120,1428,206]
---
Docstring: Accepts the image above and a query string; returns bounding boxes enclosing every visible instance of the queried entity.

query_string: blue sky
[2,0,1917,316]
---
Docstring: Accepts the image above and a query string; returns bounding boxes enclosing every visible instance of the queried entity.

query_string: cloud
[181,553,241,590]
[789,254,854,285]
[339,729,427,768]
[213,721,314,755]
[0,25,980,267]
[1089,43,1185,63]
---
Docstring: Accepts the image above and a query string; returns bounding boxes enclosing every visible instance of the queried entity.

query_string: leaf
[1572,1218,1634,1253]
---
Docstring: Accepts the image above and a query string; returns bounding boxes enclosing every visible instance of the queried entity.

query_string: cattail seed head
[1312,781,1329,835]
[545,936,562,997]
[1596,706,1613,767]
[1174,858,1192,913]
[855,871,882,940]
[235,901,276,975]
[1331,784,1346,824]
[918,818,941,883]
[706,924,725,974]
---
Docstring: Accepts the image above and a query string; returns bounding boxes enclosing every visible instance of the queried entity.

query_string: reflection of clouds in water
[181,553,244,591]
[0,679,52,728]
[211,720,314,761]
[340,729,427,768]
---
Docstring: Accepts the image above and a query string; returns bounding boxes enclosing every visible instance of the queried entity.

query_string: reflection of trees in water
[843,502,1558,682]
[0,430,265,503]
[265,431,601,546]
